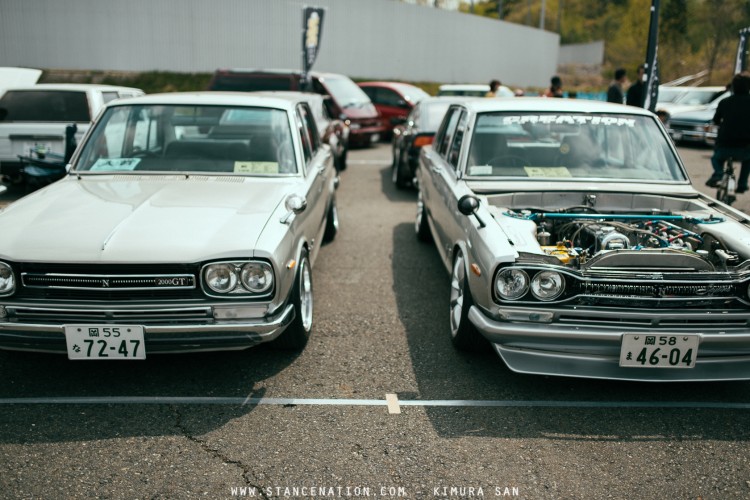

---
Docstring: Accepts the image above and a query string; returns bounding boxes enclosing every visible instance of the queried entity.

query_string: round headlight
[0,263,15,295]
[204,264,238,293]
[530,271,565,301]
[240,262,273,294]
[495,268,529,300]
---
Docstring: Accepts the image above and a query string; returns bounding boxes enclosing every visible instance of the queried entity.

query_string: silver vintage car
[0,92,339,358]
[416,97,750,381]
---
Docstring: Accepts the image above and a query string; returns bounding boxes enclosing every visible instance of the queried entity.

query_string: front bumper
[468,305,750,381]
[0,303,295,355]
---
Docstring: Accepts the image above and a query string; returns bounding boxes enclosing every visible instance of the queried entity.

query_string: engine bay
[486,192,750,272]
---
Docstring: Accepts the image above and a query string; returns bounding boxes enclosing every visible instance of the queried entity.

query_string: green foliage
[462,0,750,85]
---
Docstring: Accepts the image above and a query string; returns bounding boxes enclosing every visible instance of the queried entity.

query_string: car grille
[14,263,204,302]
[8,306,213,324]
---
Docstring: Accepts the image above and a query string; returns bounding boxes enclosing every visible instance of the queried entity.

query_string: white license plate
[370,133,380,143]
[619,334,698,368]
[670,132,682,142]
[64,325,146,360]
[21,141,59,156]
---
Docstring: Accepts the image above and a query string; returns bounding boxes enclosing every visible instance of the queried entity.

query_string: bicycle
[716,157,736,205]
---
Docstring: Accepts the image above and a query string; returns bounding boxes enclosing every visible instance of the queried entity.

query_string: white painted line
[345,159,391,165]
[0,397,748,410]
[385,393,401,414]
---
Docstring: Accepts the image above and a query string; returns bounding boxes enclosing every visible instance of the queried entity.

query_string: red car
[358,82,430,140]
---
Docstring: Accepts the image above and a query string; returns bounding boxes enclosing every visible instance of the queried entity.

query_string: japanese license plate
[619,334,698,368]
[22,141,58,156]
[64,325,146,360]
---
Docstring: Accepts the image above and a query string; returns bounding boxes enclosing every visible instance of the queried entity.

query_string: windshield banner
[302,7,325,76]
[643,0,660,112]
[735,27,750,74]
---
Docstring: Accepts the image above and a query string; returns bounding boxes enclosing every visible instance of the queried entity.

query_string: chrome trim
[21,272,196,291]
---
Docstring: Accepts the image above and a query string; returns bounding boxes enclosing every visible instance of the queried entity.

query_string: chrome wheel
[299,257,313,332]
[449,252,466,339]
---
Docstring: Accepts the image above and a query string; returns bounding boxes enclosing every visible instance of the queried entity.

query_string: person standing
[706,72,750,192]
[485,80,501,97]
[626,65,645,107]
[542,75,563,98]
[607,68,627,104]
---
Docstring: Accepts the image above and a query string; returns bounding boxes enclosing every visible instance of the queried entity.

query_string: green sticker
[90,158,141,171]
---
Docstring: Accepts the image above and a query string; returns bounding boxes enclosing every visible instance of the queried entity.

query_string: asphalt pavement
[1,143,749,499]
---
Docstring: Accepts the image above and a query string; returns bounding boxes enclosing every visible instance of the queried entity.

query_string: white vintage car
[416,97,750,381]
[0,92,339,358]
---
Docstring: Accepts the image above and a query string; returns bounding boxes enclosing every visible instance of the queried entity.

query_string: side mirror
[285,194,307,214]
[457,194,485,228]
[457,194,480,216]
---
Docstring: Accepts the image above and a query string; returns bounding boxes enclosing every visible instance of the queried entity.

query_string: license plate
[619,334,698,368]
[64,325,146,360]
[670,132,682,141]
[370,133,380,143]
[21,141,59,157]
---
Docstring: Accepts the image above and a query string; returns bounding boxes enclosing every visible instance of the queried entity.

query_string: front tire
[274,250,313,350]
[449,250,485,351]
[392,152,409,189]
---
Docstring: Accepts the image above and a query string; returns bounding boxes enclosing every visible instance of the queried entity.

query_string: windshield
[657,87,685,103]
[674,89,723,106]
[75,104,297,175]
[322,76,371,107]
[392,83,430,103]
[465,112,685,183]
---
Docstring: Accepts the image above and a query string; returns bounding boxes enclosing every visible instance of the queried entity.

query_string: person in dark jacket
[607,68,627,104]
[626,65,645,107]
[706,72,750,192]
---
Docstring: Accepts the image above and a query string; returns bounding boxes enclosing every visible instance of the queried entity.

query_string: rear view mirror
[458,195,480,216]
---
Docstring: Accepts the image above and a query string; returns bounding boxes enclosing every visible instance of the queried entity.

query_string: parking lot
[1,143,749,499]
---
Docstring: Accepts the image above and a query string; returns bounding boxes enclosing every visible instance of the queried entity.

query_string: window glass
[437,108,461,157]
[448,111,468,169]
[101,91,120,104]
[375,88,403,107]
[75,104,297,175]
[0,90,91,122]
[464,112,684,182]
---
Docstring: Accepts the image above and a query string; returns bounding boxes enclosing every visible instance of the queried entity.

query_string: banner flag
[735,27,750,74]
[302,6,325,88]
[643,0,660,112]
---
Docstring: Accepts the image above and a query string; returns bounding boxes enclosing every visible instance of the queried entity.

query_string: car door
[296,103,333,263]
[419,106,463,265]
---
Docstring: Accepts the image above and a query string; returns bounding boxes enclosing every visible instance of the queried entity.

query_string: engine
[505,209,742,271]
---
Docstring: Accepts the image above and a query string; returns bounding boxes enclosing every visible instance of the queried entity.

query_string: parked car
[416,97,750,381]
[437,83,514,98]
[358,81,430,139]
[655,85,727,120]
[0,92,339,357]
[207,69,385,148]
[0,67,42,92]
[0,83,144,185]
[390,97,456,188]
[251,91,349,172]
[666,92,729,146]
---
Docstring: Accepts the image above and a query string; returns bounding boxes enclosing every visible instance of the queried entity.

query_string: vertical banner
[302,6,325,91]
[735,27,750,74]
[642,0,660,112]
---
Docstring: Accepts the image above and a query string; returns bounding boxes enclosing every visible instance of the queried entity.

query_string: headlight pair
[495,268,565,302]
[0,262,15,296]
[203,261,273,296]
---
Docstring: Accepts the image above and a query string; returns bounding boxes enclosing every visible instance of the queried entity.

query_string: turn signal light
[413,136,434,147]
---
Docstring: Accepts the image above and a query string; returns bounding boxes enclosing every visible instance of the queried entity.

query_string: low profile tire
[323,197,339,243]
[449,250,485,351]
[392,152,409,189]
[274,250,313,350]
[415,190,432,242]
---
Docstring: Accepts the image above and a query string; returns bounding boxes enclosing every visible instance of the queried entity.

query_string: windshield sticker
[90,158,141,171]
[524,167,573,178]
[468,165,493,176]
[503,115,636,127]
[233,161,280,174]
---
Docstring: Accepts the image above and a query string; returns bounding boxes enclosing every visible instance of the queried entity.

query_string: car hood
[669,108,714,122]
[0,175,294,263]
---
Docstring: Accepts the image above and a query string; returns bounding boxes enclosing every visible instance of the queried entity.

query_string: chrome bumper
[0,304,295,354]
[468,305,750,382]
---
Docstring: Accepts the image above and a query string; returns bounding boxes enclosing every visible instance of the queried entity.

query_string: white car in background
[655,85,727,120]
[0,83,144,185]
[437,84,514,98]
